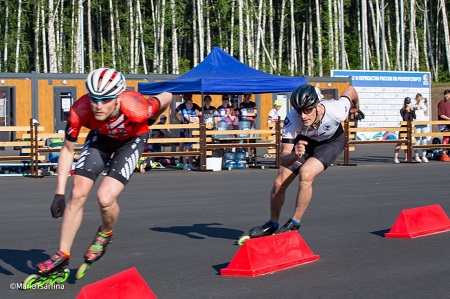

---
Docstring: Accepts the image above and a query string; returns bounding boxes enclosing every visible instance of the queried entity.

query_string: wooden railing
[0,119,282,174]
[341,119,450,165]
[0,119,45,177]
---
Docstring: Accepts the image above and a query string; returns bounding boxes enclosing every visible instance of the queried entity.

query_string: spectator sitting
[216,95,235,129]
[180,99,199,170]
[239,93,258,128]
[175,93,201,123]
[230,97,241,129]
[175,93,200,166]
[201,95,218,129]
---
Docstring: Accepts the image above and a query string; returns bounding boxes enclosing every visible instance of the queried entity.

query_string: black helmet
[404,97,411,104]
[290,84,321,110]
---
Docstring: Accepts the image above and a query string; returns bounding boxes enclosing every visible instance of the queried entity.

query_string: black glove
[51,194,66,218]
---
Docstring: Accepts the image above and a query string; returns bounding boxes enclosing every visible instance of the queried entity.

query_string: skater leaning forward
[243,84,359,242]
[30,68,172,281]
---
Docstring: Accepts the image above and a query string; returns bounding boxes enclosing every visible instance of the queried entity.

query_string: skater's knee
[96,192,117,210]
[70,189,89,205]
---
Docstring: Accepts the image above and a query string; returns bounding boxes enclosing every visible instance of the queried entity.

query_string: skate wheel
[48,272,59,285]
[23,274,40,289]
[76,263,91,280]
[58,268,70,283]
[238,235,250,245]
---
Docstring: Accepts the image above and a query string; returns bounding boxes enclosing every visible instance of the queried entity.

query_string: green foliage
[0,0,448,80]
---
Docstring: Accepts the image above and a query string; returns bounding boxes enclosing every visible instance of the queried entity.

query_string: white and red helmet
[85,68,126,98]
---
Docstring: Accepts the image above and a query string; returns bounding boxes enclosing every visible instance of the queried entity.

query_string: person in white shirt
[241,84,359,240]
[413,93,429,163]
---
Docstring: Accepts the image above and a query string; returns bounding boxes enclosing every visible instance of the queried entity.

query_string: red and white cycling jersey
[65,90,160,141]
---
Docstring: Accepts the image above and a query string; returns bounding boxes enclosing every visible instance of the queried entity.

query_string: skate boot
[23,250,70,288]
[238,221,278,245]
[76,226,113,280]
[275,218,301,234]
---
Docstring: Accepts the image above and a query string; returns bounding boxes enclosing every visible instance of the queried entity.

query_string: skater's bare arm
[280,143,300,168]
[341,86,359,110]
[55,140,76,195]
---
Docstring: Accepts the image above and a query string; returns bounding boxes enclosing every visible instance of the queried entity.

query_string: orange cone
[221,231,319,277]
[385,204,450,238]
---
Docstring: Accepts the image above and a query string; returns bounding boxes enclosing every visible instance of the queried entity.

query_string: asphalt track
[1,144,450,299]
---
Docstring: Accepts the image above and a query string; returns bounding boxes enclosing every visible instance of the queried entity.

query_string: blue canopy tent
[138,47,306,95]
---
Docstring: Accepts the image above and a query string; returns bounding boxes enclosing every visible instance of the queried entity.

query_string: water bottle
[235,148,246,161]
[223,149,236,169]
[235,160,247,169]
[238,109,251,138]
[223,148,236,161]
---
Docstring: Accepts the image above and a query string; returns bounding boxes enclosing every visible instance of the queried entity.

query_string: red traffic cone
[385,204,450,238]
[221,231,319,277]
[76,267,157,299]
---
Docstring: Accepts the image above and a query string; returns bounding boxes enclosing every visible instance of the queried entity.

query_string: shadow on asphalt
[150,223,243,240]
[370,229,391,237]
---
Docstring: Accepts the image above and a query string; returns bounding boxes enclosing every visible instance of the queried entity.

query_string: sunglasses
[89,94,117,104]
[296,107,315,115]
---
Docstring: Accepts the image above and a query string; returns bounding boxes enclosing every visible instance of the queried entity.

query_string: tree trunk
[128,0,135,72]
[290,0,297,75]
[394,0,401,70]
[238,0,244,61]
[245,0,254,67]
[255,0,263,70]
[48,0,58,73]
[315,0,322,76]
[197,0,204,60]
[41,4,47,73]
[193,0,198,66]
[87,0,93,71]
[109,0,117,68]
[277,0,287,74]
[14,0,22,73]
[440,0,450,78]
[33,2,40,73]
[170,0,178,74]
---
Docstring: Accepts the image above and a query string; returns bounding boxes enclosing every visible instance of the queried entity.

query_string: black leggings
[75,131,148,185]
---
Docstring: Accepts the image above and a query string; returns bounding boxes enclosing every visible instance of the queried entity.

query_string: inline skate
[23,250,70,289]
[75,226,113,279]
[238,221,278,245]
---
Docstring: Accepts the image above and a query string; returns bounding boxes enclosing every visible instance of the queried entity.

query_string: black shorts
[289,129,345,174]
[75,131,148,185]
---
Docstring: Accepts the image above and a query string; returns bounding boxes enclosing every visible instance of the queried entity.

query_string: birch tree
[2,0,8,71]
[14,0,22,73]
[136,0,147,74]
[289,0,297,75]
[109,0,117,68]
[197,0,205,60]
[440,0,450,78]
[48,0,57,73]
[238,0,244,61]
[315,0,322,76]
[87,0,93,71]
[128,0,135,72]
[33,1,40,73]
[170,0,179,74]
[277,0,287,74]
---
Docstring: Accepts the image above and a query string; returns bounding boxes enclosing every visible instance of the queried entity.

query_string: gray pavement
[1,144,450,299]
